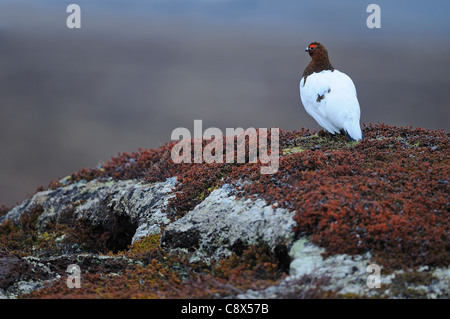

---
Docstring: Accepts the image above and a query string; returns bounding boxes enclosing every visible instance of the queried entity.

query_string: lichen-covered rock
[161,184,296,263]
[1,177,177,250]
[240,238,383,298]
[0,249,140,298]
[238,238,449,298]
[0,247,50,298]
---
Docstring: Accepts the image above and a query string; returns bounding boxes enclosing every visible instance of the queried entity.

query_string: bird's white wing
[300,70,340,134]
[300,70,361,139]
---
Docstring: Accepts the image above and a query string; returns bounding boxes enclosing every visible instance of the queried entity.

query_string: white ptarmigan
[300,42,363,141]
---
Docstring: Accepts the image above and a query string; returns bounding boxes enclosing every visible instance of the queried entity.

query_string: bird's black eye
[309,45,316,51]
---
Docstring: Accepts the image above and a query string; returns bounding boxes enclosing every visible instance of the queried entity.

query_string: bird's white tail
[345,123,363,141]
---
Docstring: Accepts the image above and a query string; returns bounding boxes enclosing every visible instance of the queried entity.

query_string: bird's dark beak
[305,47,309,52]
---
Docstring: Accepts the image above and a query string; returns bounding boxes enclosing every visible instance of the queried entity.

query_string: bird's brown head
[305,42,328,59]
[302,42,334,81]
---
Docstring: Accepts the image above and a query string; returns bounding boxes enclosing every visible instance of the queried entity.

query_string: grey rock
[161,184,296,263]
[237,238,450,299]
[1,177,177,245]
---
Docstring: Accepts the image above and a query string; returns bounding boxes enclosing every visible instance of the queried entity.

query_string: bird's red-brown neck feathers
[302,43,334,82]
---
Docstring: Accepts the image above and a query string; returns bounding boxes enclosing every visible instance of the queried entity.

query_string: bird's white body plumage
[300,70,362,141]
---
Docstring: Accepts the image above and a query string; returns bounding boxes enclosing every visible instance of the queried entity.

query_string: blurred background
[0,0,449,207]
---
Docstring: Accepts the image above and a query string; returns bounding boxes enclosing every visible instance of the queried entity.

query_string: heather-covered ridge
[63,123,449,269]
[0,123,449,298]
